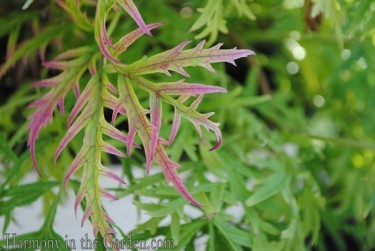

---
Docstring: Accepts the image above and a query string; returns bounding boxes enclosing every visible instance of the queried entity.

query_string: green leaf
[246,172,290,207]
[171,212,180,245]
[0,135,17,162]
[176,220,207,249]
[214,216,251,249]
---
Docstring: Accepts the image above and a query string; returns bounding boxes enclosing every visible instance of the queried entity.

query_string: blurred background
[1,0,375,250]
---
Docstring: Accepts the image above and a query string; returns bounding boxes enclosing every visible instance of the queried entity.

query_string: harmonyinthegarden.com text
[3,233,175,250]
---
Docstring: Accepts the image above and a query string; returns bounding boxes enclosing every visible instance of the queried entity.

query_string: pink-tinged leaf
[103,93,127,120]
[106,82,118,95]
[28,48,93,174]
[112,22,163,57]
[190,94,203,110]
[64,149,86,187]
[109,96,128,124]
[133,77,224,150]
[126,127,138,156]
[68,80,95,127]
[58,98,65,115]
[89,61,97,76]
[104,213,115,224]
[122,40,255,76]
[73,82,80,99]
[27,92,57,176]
[144,127,155,174]
[102,122,126,143]
[193,122,203,139]
[117,0,152,36]
[210,137,222,151]
[54,111,92,163]
[98,34,120,63]
[156,82,227,95]
[171,94,223,151]
[31,76,61,88]
[74,190,85,216]
[159,138,169,146]
[102,25,115,49]
[167,109,181,146]
[120,76,201,206]
[42,60,70,70]
[102,166,127,185]
[101,189,119,200]
[81,207,92,227]
[155,145,201,207]
[149,94,162,163]
[100,141,126,158]
[95,2,120,63]
[113,2,120,11]
[54,47,93,61]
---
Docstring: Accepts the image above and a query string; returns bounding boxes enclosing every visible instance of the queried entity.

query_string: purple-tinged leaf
[106,82,118,95]
[133,77,223,150]
[103,121,141,149]
[121,40,255,76]
[81,207,92,227]
[58,98,65,115]
[149,94,162,170]
[31,76,61,88]
[73,82,80,99]
[190,94,203,110]
[101,189,119,201]
[54,47,93,61]
[27,96,55,176]
[68,79,95,127]
[42,60,70,70]
[116,0,152,36]
[54,110,93,163]
[112,22,163,57]
[95,1,119,63]
[120,76,201,205]
[156,82,227,96]
[103,93,127,121]
[28,49,93,174]
[155,145,201,207]
[167,109,181,146]
[102,166,127,185]
[126,127,138,157]
[100,141,126,158]
[64,149,86,187]
[74,190,85,216]
[97,32,120,63]
[104,213,115,225]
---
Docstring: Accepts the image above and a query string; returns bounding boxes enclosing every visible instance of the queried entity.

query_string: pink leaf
[68,80,95,127]
[149,94,162,166]
[112,22,163,57]
[73,82,80,99]
[101,189,119,201]
[64,149,86,187]
[156,82,227,96]
[74,190,85,216]
[102,166,127,185]
[155,145,201,207]
[100,141,126,158]
[122,40,255,76]
[168,109,181,146]
[42,60,70,70]
[54,110,92,163]
[117,0,152,36]
[81,207,92,227]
